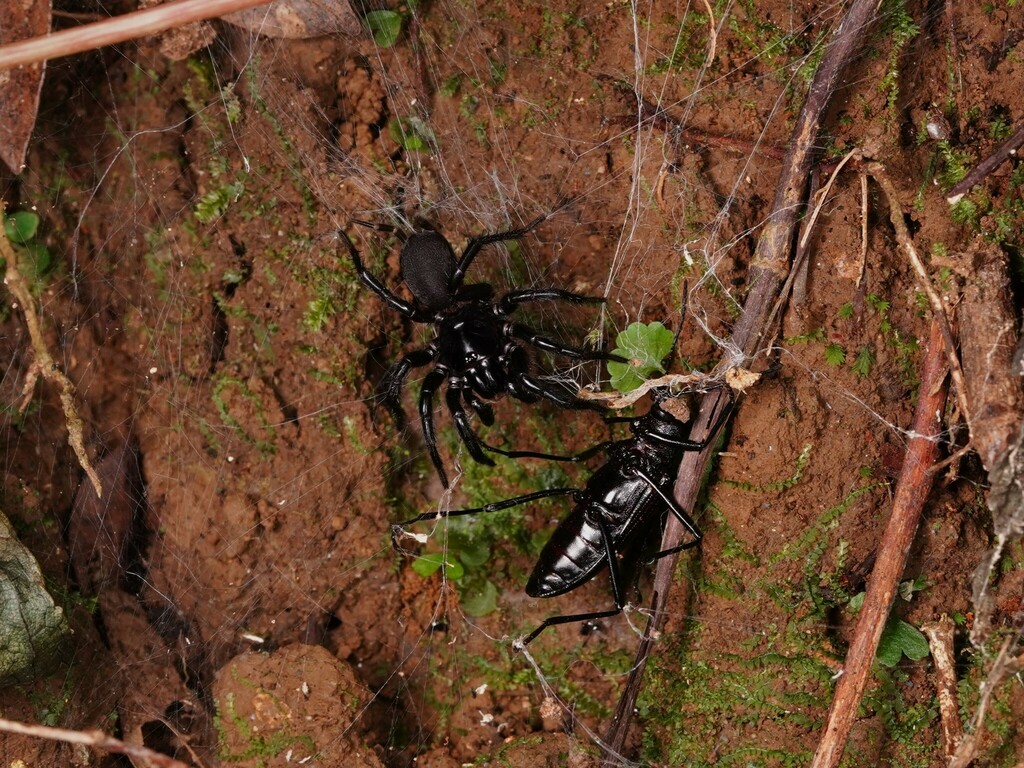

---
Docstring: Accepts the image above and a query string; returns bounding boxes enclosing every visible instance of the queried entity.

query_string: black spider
[345,214,623,487]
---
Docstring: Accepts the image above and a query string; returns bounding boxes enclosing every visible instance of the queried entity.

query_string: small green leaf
[459,577,499,617]
[607,321,675,393]
[876,618,930,667]
[195,181,245,223]
[365,10,403,48]
[410,552,443,578]
[454,536,490,568]
[389,117,434,151]
[824,343,846,367]
[14,243,55,282]
[851,346,875,378]
[4,211,39,244]
[410,552,466,581]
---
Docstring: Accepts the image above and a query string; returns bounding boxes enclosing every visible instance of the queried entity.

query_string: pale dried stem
[577,372,714,409]
[1,205,102,497]
[921,616,964,757]
[0,0,271,70]
[699,0,717,67]
[0,717,188,768]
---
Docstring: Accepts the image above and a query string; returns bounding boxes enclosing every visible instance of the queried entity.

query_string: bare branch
[810,320,949,768]
[0,0,273,70]
[2,203,102,497]
[0,717,189,768]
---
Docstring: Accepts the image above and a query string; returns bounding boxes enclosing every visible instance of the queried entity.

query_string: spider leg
[352,219,407,240]
[376,347,436,428]
[419,368,449,488]
[342,232,423,319]
[507,322,627,363]
[445,386,495,468]
[512,372,607,413]
[521,515,625,646]
[498,288,607,312]
[450,212,550,289]
[395,488,575,527]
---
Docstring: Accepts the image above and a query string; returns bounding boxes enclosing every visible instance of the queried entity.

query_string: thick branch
[810,319,949,768]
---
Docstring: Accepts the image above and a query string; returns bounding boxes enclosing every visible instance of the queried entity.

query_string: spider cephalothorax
[345,216,622,487]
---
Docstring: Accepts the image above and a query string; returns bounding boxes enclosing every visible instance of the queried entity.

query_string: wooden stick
[921,616,963,757]
[869,164,974,440]
[600,0,883,760]
[810,319,949,768]
[946,122,1024,204]
[0,0,272,70]
[0,717,189,768]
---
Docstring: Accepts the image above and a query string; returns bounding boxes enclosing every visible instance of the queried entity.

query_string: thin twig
[0,0,272,70]
[946,122,1024,204]
[857,171,868,286]
[699,0,717,67]
[600,0,883,761]
[811,319,949,768]
[948,637,1024,768]
[577,372,716,409]
[0,717,188,768]
[799,148,861,251]
[920,616,963,758]
[869,164,974,441]
[1,204,102,497]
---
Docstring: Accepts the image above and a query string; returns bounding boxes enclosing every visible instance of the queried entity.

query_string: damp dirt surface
[2,2,1023,767]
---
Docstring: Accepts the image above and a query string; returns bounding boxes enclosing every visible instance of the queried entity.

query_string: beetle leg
[633,467,703,547]
[395,488,575,527]
[483,439,613,463]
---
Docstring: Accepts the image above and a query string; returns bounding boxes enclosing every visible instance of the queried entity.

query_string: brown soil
[1,2,1022,767]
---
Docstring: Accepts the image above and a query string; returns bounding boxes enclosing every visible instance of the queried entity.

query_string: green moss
[215,690,315,766]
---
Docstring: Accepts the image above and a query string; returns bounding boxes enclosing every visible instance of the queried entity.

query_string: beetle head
[401,231,457,313]
[634,393,692,442]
